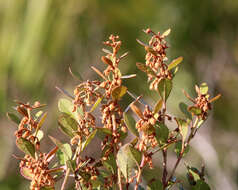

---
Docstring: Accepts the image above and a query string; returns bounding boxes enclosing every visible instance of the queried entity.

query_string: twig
[162,148,168,188]
[61,167,70,190]
[167,117,199,183]
[161,99,168,189]
[134,154,145,190]
[118,167,123,190]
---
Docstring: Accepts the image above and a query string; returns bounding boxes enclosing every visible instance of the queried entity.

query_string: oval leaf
[58,98,83,122]
[155,122,169,145]
[112,86,127,100]
[16,138,35,158]
[188,106,202,116]
[128,145,142,166]
[147,180,163,190]
[49,136,72,162]
[123,112,139,137]
[81,129,97,152]
[58,113,78,138]
[36,112,47,131]
[7,112,21,125]
[168,56,183,71]
[174,141,190,157]
[90,96,104,112]
[179,102,192,120]
[199,83,208,95]
[175,118,188,142]
[191,180,210,190]
[116,144,138,180]
[162,28,171,37]
[157,79,172,102]
[96,127,112,139]
[33,130,44,141]
[56,143,72,165]
[153,99,163,114]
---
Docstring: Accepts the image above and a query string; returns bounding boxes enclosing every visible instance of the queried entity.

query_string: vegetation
[1,1,238,190]
[8,28,220,190]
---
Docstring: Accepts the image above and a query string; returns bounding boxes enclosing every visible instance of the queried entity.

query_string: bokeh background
[0,0,238,189]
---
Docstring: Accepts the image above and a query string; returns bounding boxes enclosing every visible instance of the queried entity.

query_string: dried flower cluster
[14,102,43,150]
[133,104,158,151]
[184,84,221,120]
[8,28,220,190]
[74,157,99,189]
[137,28,172,91]
[20,152,56,190]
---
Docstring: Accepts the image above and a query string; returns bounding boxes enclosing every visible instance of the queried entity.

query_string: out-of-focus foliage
[1,0,238,190]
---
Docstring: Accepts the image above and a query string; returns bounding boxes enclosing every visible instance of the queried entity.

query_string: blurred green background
[1,0,238,189]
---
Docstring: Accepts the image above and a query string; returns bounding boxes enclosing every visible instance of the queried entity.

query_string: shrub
[7,28,220,190]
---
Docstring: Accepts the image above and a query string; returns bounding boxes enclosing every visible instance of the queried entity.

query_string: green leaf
[16,138,35,158]
[33,130,44,141]
[199,83,208,95]
[58,98,83,122]
[157,79,172,102]
[188,106,202,116]
[58,113,78,138]
[173,66,179,75]
[197,120,204,128]
[155,122,169,145]
[56,143,72,165]
[136,62,157,77]
[119,129,128,141]
[174,141,190,157]
[123,112,139,137]
[49,136,72,162]
[130,137,139,147]
[179,102,192,120]
[153,99,163,114]
[81,129,97,152]
[96,127,112,139]
[112,86,127,100]
[147,180,163,190]
[175,118,188,142]
[128,145,142,166]
[103,153,117,174]
[116,144,138,180]
[186,165,203,186]
[168,56,183,71]
[142,167,161,183]
[36,112,47,130]
[6,112,21,124]
[162,28,171,37]
[35,110,43,118]
[66,159,77,171]
[191,180,210,190]
[90,96,104,112]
